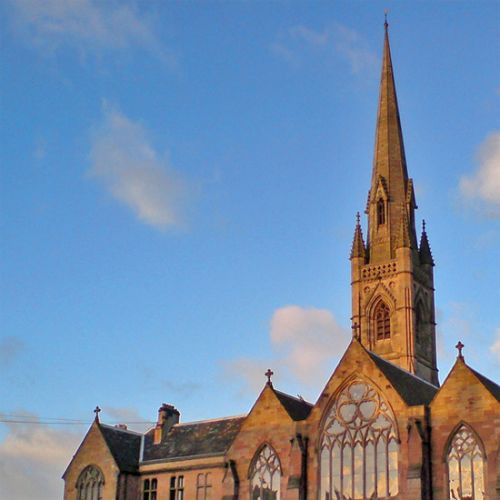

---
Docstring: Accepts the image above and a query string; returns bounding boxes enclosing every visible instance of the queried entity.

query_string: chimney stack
[153,403,180,444]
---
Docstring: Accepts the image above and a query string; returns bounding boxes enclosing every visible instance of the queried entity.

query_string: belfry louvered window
[375,302,391,340]
[76,465,104,500]
[249,444,281,499]
[320,379,399,499]
[447,424,485,500]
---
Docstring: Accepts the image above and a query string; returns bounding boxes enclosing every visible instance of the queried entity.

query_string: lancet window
[76,465,104,500]
[377,199,385,225]
[320,379,399,499]
[447,424,485,500]
[374,301,391,340]
[249,444,281,499]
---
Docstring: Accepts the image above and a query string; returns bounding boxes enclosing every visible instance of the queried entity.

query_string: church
[63,22,499,500]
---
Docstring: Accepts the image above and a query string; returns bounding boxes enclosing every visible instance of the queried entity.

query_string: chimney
[153,403,180,444]
[114,424,128,430]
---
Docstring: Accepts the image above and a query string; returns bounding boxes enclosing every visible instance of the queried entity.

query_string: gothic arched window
[377,199,385,225]
[249,444,281,499]
[320,379,399,499]
[375,301,391,340]
[447,424,485,500]
[76,465,104,500]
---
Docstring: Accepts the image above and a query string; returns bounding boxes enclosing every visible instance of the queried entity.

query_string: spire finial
[265,368,274,386]
[422,219,426,232]
[384,10,389,30]
[94,405,101,423]
[356,211,361,225]
[455,341,465,360]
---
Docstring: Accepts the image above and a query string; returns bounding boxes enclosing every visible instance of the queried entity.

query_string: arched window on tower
[374,301,391,340]
[446,424,486,500]
[249,444,281,499]
[415,302,424,344]
[377,198,386,225]
[320,379,399,499]
[76,465,104,500]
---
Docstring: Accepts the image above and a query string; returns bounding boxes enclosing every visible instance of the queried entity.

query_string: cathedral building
[63,22,499,500]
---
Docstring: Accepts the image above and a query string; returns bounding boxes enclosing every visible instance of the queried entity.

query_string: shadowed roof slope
[367,351,438,405]
[469,366,500,402]
[143,416,245,462]
[273,389,313,421]
[99,424,142,473]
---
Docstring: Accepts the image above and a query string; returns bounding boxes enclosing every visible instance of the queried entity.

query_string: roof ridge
[273,388,313,406]
[173,414,246,427]
[368,350,439,389]
[99,423,143,436]
[468,366,500,401]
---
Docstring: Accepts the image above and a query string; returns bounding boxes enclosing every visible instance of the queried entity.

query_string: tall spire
[350,212,366,259]
[367,20,417,262]
[419,220,434,265]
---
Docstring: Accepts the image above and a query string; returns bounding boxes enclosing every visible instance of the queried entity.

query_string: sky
[0,1,499,498]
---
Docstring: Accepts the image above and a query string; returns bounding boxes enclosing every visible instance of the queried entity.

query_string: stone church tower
[350,21,438,386]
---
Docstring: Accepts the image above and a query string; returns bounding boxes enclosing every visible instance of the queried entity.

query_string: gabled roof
[142,416,245,462]
[273,389,313,421]
[367,350,438,405]
[469,366,500,402]
[99,424,142,473]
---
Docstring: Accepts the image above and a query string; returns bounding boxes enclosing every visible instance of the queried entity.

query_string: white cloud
[490,328,500,363]
[460,132,500,217]
[7,0,174,63]
[0,414,82,500]
[222,306,349,397]
[0,336,24,369]
[270,306,349,383]
[271,22,378,74]
[89,105,190,230]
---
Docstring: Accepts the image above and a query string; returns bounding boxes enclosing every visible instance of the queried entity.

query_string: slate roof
[469,366,500,402]
[143,416,245,462]
[99,424,142,473]
[273,389,313,421]
[367,351,438,406]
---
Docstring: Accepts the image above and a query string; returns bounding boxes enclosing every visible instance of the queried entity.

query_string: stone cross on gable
[265,369,274,386]
[94,405,101,422]
[455,341,465,360]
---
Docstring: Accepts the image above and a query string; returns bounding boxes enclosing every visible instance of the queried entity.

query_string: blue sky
[0,1,499,498]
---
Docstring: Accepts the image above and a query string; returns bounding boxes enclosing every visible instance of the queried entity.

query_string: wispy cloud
[222,306,349,398]
[89,105,192,230]
[271,22,378,74]
[7,0,174,64]
[490,328,500,363]
[0,336,25,369]
[460,132,500,218]
[0,412,81,500]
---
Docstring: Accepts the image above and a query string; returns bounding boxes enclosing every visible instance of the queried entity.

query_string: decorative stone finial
[356,211,361,225]
[455,341,464,360]
[384,10,389,29]
[265,368,274,386]
[94,405,101,422]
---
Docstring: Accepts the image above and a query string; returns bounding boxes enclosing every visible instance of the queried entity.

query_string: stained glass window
[320,379,399,499]
[447,424,485,500]
[249,444,281,499]
[375,302,391,340]
[76,465,104,500]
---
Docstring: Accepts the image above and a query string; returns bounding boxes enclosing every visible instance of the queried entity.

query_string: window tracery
[447,424,485,500]
[249,444,281,499]
[76,465,104,500]
[374,302,391,340]
[320,379,399,499]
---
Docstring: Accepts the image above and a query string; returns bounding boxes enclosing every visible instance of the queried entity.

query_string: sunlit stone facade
[63,24,499,500]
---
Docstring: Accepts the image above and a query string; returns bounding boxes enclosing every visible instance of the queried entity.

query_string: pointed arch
[319,377,400,499]
[444,422,486,500]
[75,465,104,500]
[374,300,391,340]
[377,198,386,225]
[248,443,281,499]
